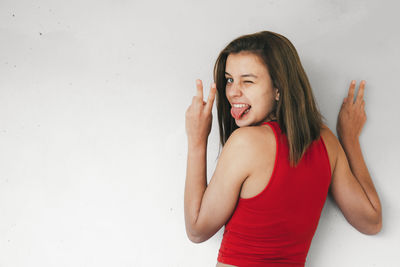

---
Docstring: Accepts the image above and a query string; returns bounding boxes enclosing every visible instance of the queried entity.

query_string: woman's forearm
[184,142,208,238]
[339,137,382,222]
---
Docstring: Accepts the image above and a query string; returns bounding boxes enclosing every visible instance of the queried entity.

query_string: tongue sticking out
[231,105,251,119]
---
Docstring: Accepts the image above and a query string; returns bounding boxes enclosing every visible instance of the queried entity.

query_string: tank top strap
[261,120,281,135]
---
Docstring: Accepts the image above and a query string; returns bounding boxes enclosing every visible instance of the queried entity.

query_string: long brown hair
[213,31,324,167]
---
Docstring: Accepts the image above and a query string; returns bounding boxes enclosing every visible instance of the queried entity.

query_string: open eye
[226,77,233,83]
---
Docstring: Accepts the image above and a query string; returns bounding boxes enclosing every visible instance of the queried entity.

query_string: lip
[231,102,251,106]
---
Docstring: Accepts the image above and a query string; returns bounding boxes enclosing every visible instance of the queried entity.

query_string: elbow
[187,231,205,244]
[350,207,383,235]
[362,211,383,235]
[370,208,383,235]
[188,235,203,244]
[187,227,212,243]
[185,216,203,243]
[185,220,213,243]
[186,225,205,243]
[366,218,382,235]
[362,221,382,235]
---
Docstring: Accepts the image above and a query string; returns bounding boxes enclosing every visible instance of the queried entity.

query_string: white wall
[0,0,399,266]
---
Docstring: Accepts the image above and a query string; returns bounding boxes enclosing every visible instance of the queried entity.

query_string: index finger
[205,82,217,113]
[347,80,356,103]
[196,79,204,100]
[355,80,366,105]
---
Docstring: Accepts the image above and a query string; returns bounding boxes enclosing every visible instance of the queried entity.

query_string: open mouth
[231,105,251,120]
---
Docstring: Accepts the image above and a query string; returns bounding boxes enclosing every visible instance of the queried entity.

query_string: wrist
[188,139,208,150]
[339,136,360,149]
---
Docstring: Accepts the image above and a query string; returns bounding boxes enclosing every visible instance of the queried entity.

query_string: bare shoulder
[320,124,340,175]
[320,124,339,148]
[224,125,276,167]
[224,125,276,177]
[228,125,275,150]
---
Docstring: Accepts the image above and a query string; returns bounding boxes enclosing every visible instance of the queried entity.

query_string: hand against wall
[337,80,367,144]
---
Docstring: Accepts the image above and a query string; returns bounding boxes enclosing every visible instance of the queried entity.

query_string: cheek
[256,88,275,104]
[256,94,276,112]
[225,85,231,97]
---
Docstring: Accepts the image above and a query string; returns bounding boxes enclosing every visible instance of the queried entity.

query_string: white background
[0,0,399,266]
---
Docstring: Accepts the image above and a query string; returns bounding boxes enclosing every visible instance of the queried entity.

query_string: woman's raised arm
[327,80,382,235]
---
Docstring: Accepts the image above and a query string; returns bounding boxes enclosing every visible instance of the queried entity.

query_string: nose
[226,82,242,99]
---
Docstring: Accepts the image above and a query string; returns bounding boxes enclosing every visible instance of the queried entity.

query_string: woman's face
[225,51,279,127]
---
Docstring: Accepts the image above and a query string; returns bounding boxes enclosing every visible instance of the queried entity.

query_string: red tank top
[217,121,331,267]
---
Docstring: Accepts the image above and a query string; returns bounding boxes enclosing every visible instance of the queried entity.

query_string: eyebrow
[225,72,258,78]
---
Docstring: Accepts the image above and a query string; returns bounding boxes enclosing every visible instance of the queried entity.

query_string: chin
[235,117,266,128]
[235,118,254,127]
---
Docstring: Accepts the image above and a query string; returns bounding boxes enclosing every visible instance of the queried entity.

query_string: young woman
[184,31,382,267]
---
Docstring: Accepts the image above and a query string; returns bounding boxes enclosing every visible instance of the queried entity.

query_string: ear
[275,88,280,101]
